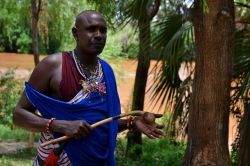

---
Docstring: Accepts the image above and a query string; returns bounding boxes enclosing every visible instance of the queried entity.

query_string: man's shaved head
[74,10,105,28]
[72,10,107,57]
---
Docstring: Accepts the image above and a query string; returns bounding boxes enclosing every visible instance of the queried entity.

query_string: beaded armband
[127,116,134,131]
[45,118,55,134]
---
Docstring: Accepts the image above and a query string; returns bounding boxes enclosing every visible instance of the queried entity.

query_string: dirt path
[0,142,37,155]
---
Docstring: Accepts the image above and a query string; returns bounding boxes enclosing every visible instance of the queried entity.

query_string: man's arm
[13,93,91,139]
[13,92,50,132]
[13,54,55,132]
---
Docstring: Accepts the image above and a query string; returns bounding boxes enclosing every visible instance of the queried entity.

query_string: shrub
[0,70,24,127]
[115,138,185,166]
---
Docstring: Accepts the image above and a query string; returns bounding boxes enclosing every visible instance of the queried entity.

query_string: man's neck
[74,48,97,66]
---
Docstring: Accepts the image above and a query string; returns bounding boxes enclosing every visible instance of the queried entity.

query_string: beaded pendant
[79,79,106,94]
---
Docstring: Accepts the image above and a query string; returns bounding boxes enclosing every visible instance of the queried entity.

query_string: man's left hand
[133,114,164,139]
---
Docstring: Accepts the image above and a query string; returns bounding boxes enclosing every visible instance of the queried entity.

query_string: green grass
[0,148,36,166]
[0,125,40,166]
[0,125,39,142]
[116,138,185,166]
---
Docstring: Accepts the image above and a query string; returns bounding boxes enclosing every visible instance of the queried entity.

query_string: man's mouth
[91,42,104,46]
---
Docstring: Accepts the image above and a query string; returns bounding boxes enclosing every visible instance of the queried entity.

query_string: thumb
[154,114,163,118]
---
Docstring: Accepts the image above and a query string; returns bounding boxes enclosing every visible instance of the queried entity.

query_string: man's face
[73,13,107,55]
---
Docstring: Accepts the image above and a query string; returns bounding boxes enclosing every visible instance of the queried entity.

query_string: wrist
[131,117,138,130]
[127,116,137,131]
[126,116,133,131]
[45,118,55,134]
[49,119,64,133]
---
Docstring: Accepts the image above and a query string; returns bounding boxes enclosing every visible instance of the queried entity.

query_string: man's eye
[100,28,107,34]
[89,28,95,32]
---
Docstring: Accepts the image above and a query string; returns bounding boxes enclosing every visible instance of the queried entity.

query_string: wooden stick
[41,111,144,147]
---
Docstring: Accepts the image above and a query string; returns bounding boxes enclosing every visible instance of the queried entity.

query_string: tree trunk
[126,19,151,159]
[31,0,40,66]
[28,132,35,149]
[125,0,160,159]
[183,0,234,165]
[29,0,42,149]
[238,100,250,166]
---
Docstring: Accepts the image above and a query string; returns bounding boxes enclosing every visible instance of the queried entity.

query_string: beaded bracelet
[45,118,55,134]
[127,116,134,131]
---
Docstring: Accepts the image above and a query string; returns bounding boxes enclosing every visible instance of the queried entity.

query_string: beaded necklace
[72,50,106,94]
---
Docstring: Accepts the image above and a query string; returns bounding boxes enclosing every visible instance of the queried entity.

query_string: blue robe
[25,59,121,166]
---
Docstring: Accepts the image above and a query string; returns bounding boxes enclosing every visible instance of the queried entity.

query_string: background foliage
[0,0,138,58]
[0,71,23,127]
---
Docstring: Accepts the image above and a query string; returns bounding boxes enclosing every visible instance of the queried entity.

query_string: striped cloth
[33,132,71,166]
[33,76,103,166]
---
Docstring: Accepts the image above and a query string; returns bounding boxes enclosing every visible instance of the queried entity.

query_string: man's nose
[94,30,102,39]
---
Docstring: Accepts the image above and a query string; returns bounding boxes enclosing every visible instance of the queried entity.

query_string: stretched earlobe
[72,27,78,40]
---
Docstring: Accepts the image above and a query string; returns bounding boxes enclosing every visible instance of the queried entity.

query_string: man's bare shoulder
[28,52,62,91]
[40,52,62,67]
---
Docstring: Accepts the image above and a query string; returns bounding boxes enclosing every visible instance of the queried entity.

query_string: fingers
[74,132,84,140]
[154,114,163,118]
[135,117,165,139]
[145,129,163,139]
[154,123,165,129]
[143,128,155,139]
[135,121,156,139]
[141,124,164,139]
[153,129,165,137]
[148,126,164,138]
[81,121,92,133]
[73,121,92,140]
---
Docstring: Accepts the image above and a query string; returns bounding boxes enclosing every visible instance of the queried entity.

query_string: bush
[16,31,32,54]
[0,124,40,142]
[230,150,237,166]
[0,70,24,127]
[115,138,185,166]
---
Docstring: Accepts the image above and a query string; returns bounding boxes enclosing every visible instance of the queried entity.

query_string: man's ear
[72,27,77,40]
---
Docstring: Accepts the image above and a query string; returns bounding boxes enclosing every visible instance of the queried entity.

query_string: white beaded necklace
[72,50,103,83]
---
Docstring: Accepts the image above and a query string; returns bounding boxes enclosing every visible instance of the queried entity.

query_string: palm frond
[232,28,250,106]
[148,14,194,110]
[234,29,250,77]
[235,1,250,9]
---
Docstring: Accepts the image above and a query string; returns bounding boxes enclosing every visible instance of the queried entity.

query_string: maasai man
[13,10,164,166]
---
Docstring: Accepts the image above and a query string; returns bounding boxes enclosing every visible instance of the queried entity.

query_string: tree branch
[149,0,161,20]
[37,0,43,16]
[235,2,250,9]
[235,20,250,24]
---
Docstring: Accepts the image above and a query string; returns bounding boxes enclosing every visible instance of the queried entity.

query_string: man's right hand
[51,120,92,140]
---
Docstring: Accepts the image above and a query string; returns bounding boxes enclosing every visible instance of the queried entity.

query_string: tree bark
[237,100,250,166]
[126,0,160,159]
[31,0,42,66]
[29,0,42,149]
[126,19,151,159]
[183,0,234,165]
[28,132,35,149]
